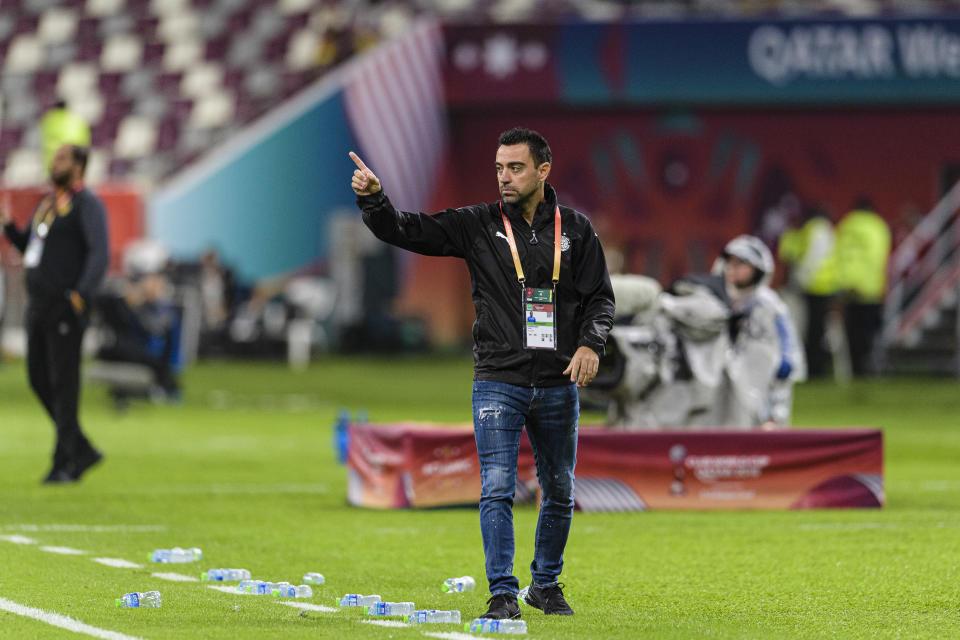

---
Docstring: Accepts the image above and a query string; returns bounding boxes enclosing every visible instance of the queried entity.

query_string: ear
[538,161,551,182]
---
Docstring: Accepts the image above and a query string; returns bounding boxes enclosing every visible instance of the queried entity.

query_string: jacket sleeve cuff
[578,338,605,357]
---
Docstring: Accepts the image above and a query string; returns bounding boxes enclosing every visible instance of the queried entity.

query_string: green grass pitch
[1,355,959,639]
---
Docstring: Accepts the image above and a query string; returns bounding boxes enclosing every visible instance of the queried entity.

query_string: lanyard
[499,202,561,285]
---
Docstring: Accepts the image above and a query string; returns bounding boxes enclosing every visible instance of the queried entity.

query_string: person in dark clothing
[1,144,109,484]
[349,128,615,621]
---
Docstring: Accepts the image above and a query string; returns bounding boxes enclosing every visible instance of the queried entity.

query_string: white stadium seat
[162,39,202,71]
[86,0,125,17]
[3,148,45,187]
[38,8,78,44]
[285,28,319,70]
[181,63,224,99]
[57,62,99,100]
[100,34,144,72]
[190,92,235,129]
[4,35,45,73]
[114,115,158,158]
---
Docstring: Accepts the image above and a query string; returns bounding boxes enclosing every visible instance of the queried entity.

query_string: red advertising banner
[347,424,883,511]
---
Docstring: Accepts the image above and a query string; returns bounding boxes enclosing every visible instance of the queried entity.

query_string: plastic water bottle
[367,601,415,616]
[442,576,476,593]
[518,586,529,603]
[407,609,461,624]
[333,409,350,463]
[339,594,381,607]
[202,568,251,581]
[116,591,162,608]
[272,584,313,598]
[465,618,527,634]
[239,580,281,595]
[303,572,325,584]
[149,547,202,563]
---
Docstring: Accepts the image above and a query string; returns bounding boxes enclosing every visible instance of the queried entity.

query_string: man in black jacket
[350,128,615,620]
[1,144,109,484]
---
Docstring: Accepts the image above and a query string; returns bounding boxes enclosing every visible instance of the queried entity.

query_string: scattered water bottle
[407,609,461,624]
[238,580,283,595]
[465,618,527,634]
[518,586,529,603]
[149,547,202,563]
[303,572,325,585]
[202,568,251,581]
[333,409,350,464]
[442,576,476,593]
[367,601,415,616]
[339,594,381,607]
[272,584,313,598]
[116,591,162,608]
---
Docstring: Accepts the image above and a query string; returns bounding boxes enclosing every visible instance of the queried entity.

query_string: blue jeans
[472,380,578,596]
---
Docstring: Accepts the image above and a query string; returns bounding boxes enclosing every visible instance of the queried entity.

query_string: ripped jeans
[472,380,578,596]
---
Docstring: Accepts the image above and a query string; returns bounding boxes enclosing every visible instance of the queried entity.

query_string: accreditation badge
[523,287,557,350]
[23,232,44,268]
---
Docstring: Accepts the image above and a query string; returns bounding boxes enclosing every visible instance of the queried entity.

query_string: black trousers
[804,293,834,378]
[26,302,94,472]
[844,302,883,377]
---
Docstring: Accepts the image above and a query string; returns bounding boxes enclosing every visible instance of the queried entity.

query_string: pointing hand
[349,151,381,196]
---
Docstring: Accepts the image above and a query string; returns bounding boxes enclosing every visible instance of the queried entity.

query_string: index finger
[349,151,370,174]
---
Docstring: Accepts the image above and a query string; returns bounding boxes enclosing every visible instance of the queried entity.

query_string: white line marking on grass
[423,632,486,640]
[0,535,37,544]
[798,522,897,531]
[39,546,86,555]
[5,524,165,533]
[275,601,339,612]
[92,558,143,569]
[361,619,409,627]
[0,596,146,640]
[208,585,247,595]
[151,572,199,582]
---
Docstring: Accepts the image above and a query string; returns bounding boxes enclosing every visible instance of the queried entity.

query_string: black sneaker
[523,583,574,615]
[42,468,75,485]
[480,593,521,620]
[71,448,103,481]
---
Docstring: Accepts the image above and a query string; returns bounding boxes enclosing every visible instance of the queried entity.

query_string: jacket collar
[500,183,558,228]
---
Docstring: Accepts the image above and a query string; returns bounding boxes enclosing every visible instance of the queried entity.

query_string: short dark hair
[70,145,89,175]
[498,127,551,168]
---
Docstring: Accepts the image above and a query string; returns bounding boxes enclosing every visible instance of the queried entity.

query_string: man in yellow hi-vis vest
[40,100,91,170]
[834,197,891,376]
[779,205,838,378]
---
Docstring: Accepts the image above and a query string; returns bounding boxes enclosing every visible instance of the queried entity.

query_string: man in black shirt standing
[1,144,109,484]
[350,128,615,620]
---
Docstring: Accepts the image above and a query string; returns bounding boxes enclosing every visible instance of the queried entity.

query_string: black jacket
[357,183,615,387]
[4,188,109,312]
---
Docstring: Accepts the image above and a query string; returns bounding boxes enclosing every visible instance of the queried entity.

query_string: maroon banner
[347,424,883,511]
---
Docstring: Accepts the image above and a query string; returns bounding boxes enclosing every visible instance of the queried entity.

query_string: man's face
[496,144,546,205]
[50,145,75,187]
[724,255,758,289]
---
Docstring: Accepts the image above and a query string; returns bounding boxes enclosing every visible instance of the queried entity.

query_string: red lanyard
[499,202,561,285]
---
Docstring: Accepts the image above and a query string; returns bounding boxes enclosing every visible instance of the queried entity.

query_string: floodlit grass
[1,355,959,639]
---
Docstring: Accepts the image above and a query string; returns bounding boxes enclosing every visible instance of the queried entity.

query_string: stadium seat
[3,148,45,187]
[285,28,319,70]
[37,7,78,43]
[85,0,124,17]
[4,34,44,72]
[100,33,144,72]
[72,91,106,126]
[85,146,110,184]
[189,92,235,129]
[158,13,199,42]
[113,114,158,158]
[180,62,224,99]
[56,61,98,101]
[162,39,202,71]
